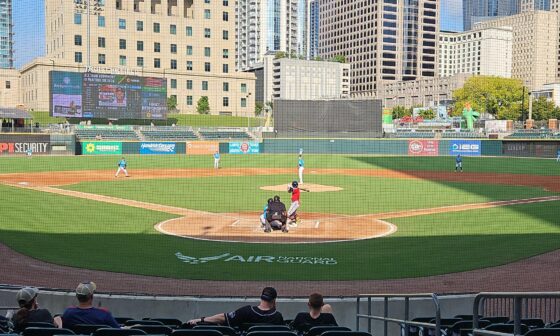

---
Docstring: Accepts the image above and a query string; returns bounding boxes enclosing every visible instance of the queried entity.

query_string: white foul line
[230,219,240,227]
[315,221,320,229]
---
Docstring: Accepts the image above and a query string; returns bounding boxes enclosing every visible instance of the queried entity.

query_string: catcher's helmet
[273,195,280,202]
[267,198,273,204]
[292,181,298,188]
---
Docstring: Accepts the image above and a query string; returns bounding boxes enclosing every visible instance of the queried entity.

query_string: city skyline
[13,0,464,69]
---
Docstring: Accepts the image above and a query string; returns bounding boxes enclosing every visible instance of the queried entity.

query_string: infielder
[287,181,301,226]
[214,151,221,169]
[455,154,463,172]
[556,149,560,162]
[26,148,32,158]
[115,157,129,177]
[298,155,304,184]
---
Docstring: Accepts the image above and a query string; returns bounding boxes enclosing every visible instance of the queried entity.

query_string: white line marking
[230,219,240,227]
[315,221,320,229]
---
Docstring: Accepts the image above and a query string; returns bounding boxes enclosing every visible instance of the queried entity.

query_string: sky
[13,0,464,69]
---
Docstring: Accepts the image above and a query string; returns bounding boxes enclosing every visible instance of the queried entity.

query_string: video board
[50,71,168,120]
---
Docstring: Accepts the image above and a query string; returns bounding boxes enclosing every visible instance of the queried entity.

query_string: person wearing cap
[187,287,284,327]
[290,293,337,333]
[12,287,62,332]
[61,282,120,329]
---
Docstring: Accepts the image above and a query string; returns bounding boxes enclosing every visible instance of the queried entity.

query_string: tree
[419,108,436,120]
[255,102,264,116]
[274,51,287,59]
[452,76,528,120]
[167,95,177,111]
[392,106,410,119]
[313,56,323,61]
[531,96,556,121]
[197,96,210,114]
[331,54,347,63]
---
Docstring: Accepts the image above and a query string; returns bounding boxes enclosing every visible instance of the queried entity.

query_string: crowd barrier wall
[0,133,75,156]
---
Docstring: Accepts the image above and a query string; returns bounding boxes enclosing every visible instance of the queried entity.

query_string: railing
[473,292,560,336]
[356,293,442,336]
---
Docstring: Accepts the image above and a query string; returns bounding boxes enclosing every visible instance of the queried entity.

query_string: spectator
[187,287,284,328]
[290,293,337,333]
[61,282,120,329]
[11,287,62,332]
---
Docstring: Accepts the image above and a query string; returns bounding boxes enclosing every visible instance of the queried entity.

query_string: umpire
[265,196,288,233]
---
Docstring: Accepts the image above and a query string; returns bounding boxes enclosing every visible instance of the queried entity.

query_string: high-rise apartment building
[38,0,255,116]
[439,27,513,78]
[520,0,551,11]
[318,0,439,97]
[236,0,301,71]
[463,0,519,31]
[0,0,14,69]
[307,0,319,59]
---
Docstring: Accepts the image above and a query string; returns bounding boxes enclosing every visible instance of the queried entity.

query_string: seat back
[246,331,297,336]
[93,328,147,336]
[114,318,133,326]
[172,330,224,336]
[481,317,509,325]
[148,319,183,328]
[320,332,372,336]
[524,328,560,336]
[193,325,237,336]
[507,319,545,329]
[25,323,57,329]
[23,327,75,336]
[484,323,529,334]
[125,320,164,327]
[306,326,351,336]
[247,326,291,333]
[134,326,173,335]
[71,324,110,335]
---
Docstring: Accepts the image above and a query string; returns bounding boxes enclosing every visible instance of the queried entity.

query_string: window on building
[223,0,229,6]
[5,81,11,89]
[136,20,143,31]
[171,79,177,89]
[154,42,161,52]
[75,52,82,63]
[187,96,193,106]
[223,97,229,107]
[223,12,228,21]
[204,0,210,3]
[205,62,211,72]
[186,80,193,90]
[204,9,211,19]
[187,61,193,71]
[137,57,144,67]
[222,30,229,40]
[186,26,193,36]
[222,49,229,58]
[98,54,106,64]
[170,24,177,34]
[98,37,106,48]
[186,45,193,55]
[119,39,126,49]
[202,81,209,91]
[119,19,126,29]
[241,97,247,107]
[74,13,82,25]
[153,22,160,33]
[74,35,82,46]
[223,64,229,73]
[171,59,177,69]
[137,40,144,51]
[154,58,161,68]
[204,47,211,57]
[241,83,247,93]
[171,44,177,53]
[204,28,211,38]
[116,0,122,9]
[119,55,127,66]
[223,82,229,92]
[98,16,105,27]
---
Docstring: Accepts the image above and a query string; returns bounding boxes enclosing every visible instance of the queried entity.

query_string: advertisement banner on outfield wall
[449,140,481,156]
[186,141,219,155]
[408,140,438,156]
[0,135,51,155]
[82,141,122,155]
[229,142,260,154]
[139,142,176,155]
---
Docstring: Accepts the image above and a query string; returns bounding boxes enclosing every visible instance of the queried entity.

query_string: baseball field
[0,154,559,293]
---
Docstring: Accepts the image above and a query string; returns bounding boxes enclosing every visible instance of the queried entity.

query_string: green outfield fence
[2,135,560,158]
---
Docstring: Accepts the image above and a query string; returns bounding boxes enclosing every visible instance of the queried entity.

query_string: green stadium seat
[193,326,238,336]
[22,327,75,336]
[93,328,147,336]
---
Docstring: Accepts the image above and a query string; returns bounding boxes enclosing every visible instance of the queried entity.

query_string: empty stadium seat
[524,328,560,336]
[508,319,545,329]
[247,326,291,333]
[125,320,165,327]
[453,315,482,321]
[133,325,173,335]
[193,325,238,336]
[481,316,509,324]
[93,328,147,336]
[246,331,297,336]
[71,324,110,335]
[305,326,351,336]
[114,318,133,325]
[320,331,372,336]
[449,320,490,336]
[147,319,183,328]
[484,323,529,334]
[22,327,75,336]
[24,322,57,329]
[172,330,223,336]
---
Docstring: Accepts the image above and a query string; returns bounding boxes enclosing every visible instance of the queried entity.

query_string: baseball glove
[288,186,293,193]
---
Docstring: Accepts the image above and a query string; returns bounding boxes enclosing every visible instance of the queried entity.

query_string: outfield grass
[62,174,557,215]
[1,155,560,175]
[0,182,558,280]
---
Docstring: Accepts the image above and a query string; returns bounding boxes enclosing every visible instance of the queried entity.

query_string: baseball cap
[261,287,277,302]
[76,281,97,296]
[16,287,38,306]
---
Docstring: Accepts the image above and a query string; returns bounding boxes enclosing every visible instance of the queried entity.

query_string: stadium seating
[246,331,297,336]
[508,318,546,329]
[441,132,484,138]
[247,326,291,333]
[144,318,183,328]
[193,325,238,336]
[22,327,75,336]
[115,318,134,326]
[320,331,372,336]
[483,323,529,334]
[199,130,252,140]
[172,330,223,336]
[306,326,351,336]
[70,324,110,335]
[124,320,165,327]
[22,323,57,329]
[141,129,198,141]
[481,316,509,324]
[93,328,147,336]
[524,328,560,336]
[75,129,140,141]
[133,325,174,335]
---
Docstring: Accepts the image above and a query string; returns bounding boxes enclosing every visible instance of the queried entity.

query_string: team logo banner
[82,141,122,155]
[229,142,260,154]
[140,142,176,155]
[450,140,481,156]
[408,140,439,156]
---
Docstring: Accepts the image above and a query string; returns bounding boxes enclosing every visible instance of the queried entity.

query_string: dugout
[273,99,383,138]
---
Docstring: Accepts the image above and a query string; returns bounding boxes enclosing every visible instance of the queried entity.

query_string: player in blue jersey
[298,155,304,184]
[214,151,221,169]
[115,157,129,177]
[455,154,463,172]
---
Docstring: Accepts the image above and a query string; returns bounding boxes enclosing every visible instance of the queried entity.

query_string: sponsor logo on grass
[82,141,122,155]
[175,252,337,265]
[140,142,176,154]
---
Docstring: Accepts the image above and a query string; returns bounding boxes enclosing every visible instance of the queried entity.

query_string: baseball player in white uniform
[298,155,304,184]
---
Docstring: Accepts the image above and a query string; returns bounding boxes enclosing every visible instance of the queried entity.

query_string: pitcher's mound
[260,183,343,192]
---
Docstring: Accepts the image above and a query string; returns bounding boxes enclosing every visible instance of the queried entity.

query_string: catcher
[115,157,129,177]
[287,181,308,226]
[264,195,288,233]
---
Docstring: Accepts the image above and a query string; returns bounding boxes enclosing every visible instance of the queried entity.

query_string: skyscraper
[463,0,519,30]
[0,0,14,68]
[307,0,319,59]
[318,0,439,96]
[236,0,302,71]
[520,0,551,11]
